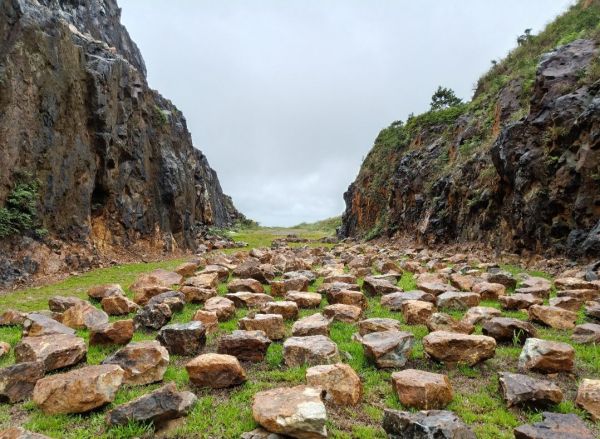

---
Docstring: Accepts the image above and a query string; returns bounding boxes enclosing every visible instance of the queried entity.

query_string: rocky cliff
[0,0,241,284]
[340,0,600,258]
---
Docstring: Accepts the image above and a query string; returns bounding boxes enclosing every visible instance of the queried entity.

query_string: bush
[0,174,45,239]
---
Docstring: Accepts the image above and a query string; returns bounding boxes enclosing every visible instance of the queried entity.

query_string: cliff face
[340,1,600,258]
[0,0,240,262]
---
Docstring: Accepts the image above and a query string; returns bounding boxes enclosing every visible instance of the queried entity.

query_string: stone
[204,296,236,321]
[103,341,169,385]
[463,306,502,326]
[182,272,220,291]
[449,273,476,291]
[147,291,186,313]
[436,292,480,310]
[101,295,139,315]
[360,330,414,368]
[61,302,109,330]
[240,428,286,439]
[0,361,45,403]
[259,301,299,320]
[381,291,436,310]
[528,305,576,330]
[89,319,134,345]
[0,427,51,438]
[132,282,172,306]
[228,278,265,294]
[392,369,453,410]
[426,313,474,334]
[416,281,453,296]
[317,282,360,295]
[175,261,200,277]
[557,289,599,302]
[423,331,496,366]
[284,270,317,283]
[149,269,183,286]
[520,276,552,293]
[323,303,363,323]
[252,385,327,438]
[358,318,401,336]
[33,364,124,415]
[499,372,563,407]
[218,330,272,362]
[22,313,75,337]
[157,322,207,355]
[285,291,322,308]
[239,314,285,340]
[0,309,27,326]
[575,379,600,421]
[0,342,9,358]
[363,276,400,296]
[226,292,274,308]
[200,264,230,282]
[486,270,516,289]
[482,317,537,344]
[14,334,86,371]
[192,310,219,334]
[514,286,551,299]
[283,335,340,367]
[518,338,574,373]
[472,282,506,299]
[382,409,475,439]
[585,302,600,320]
[292,313,332,337]
[555,277,595,290]
[186,353,246,388]
[48,296,87,312]
[514,412,594,439]
[326,289,368,309]
[401,300,435,325]
[134,302,172,330]
[572,323,600,343]
[88,284,125,301]
[324,273,357,284]
[499,293,543,310]
[306,363,362,405]
[180,286,217,304]
[549,295,583,311]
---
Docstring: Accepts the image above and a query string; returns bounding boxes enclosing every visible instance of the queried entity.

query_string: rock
[576,379,600,421]
[0,342,9,358]
[204,296,236,321]
[192,310,219,334]
[572,323,600,343]
[147,291,185,313]
[585,302,600,320]
[326,289,368,309]
[557,289,599,302]
[22,313,75,337]
[416,281,453,296]
[426,313,474,334]
[239,314,285,340]
[382,409,475,439]
[549,295,583,312]
[240,428,287,439]
[180,286,217,304]
[515,286,552,299]
[436,292,480,310]
[0,309,27,326]
[14,334,86,371]
[228,278,265,294]
[520,276,553,293]
[317,282,360,295]
[48,296,87,312]
[360,330,414,368]
[259,301,299,320]
[61,302,109,330]
[555,277,595,290]
[283,335,340,367]
[323,303,363,323]
[270,277,310,297]
[401,300,435,325]
[149,269,183,287]
[284,270,317,283]
[103,341,169,385]
[499,293,543,310]
[175,261,200,277]
[514,412,594,439]
[0,361,45,403]
[200,265,230,282]
[134,302,172,330]
[292,313,332,337]
[88,284,125,301]
[358,318,402,336]
[107,382,197,427]
[363,276,400,296]
[472,282,506,299]
[486,270,516,289]
[306,363,362,405]
[324,273,357,284]
[449,273,476,291]
[157,322,207,355]
[285,291,322,308]
[391,369,453,410]
[518,338,574,373]
[423,331,496,366]
[0,427,51,438]
[499,372,563,407]
[101,295,139,315]
[89,319,134,345]
[33,365,124,415]
[528,305,577,330]
[226,292,274,308]
[218,330,272,362]
[186,353,246,388]
[252,385,327,438]
[381,291,436,310]
[482,317,537,344]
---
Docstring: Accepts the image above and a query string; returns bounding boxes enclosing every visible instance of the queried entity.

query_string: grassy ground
[0,227,598,438]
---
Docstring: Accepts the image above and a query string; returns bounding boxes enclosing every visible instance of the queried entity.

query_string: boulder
[360,330,414,368]
[226,292,274,308]
[131,281,172,306]
[449,273,476,291]
[416,281,453,296]
[528,305,577,330]
[200,265,230,282]
[572,323,600,343]
[0,361,45,403]
[175,261,200,277]
[499,293,543,310]
[88,284,125,301]
[259,301,299,320]
[60,302,109,330]
[239,314,285,340]
[555,277,595,290]
[186,353,246,388]
[218,330,271,362]
[518,338,574,373]
[392,369,453,410]
[381,291,435,310]
[462,306,502,326]
[363,276,400,296]
[499,372,563,407]
[514,412,594,439]
[252,386,327,438]
[382,409,475,439]
[0,309,27,326]
[283,335,340,367]
[204,296,236,321]
[33,365,124,415]
[401,300,435,325]
[358,318,401,336]
[192,309,219,333]
[147,291,185,313]
[183,272,219,290]
[323,303,363,323]
[227,278,265,294]
[306,363,362,405]
[585,302,600,320]
[270,277,310,297]
[436,292,480,310]
[48,296,87,313]
[180,286,217,304]
[285,291,322,308]
[89,319,134,345]
[426,313,474,334]
[423,331,496,366]
[323,273,357,284]
[148,269,183,286]
[482,317,537,344]
[472,282,506,299]
[486,270,516,289]
[549,295,583,312]
[157,321,207,355]
[101,295,139,315]
[22,313,75,337]
[325,289,368,309]
[134,302,172,330]
[575,379,600,421]
[103,341,169,385]
[14,334,86,371]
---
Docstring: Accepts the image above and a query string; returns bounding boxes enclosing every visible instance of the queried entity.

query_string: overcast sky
[119,0,573,226]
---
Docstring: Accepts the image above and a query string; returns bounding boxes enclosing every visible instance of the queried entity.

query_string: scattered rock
[204,296,236,321]
[0,361,45,403]
[283,335,340,367]
[381,291,435,310]
[426,313,474,334]
[175,261,200,277]
[482,317,537,344]
[572,323,600,343]
[14,334,86,371]
[423,331,496,366]
[226,292,274,308]
[103,341,169,385]
[228,278,265,294]
[360,330,414,368]
[0,309,27,326]
[514,412,594,439]
[518,338,574,373]
[239,314,285,340]
[157,322,207,355]
[326,289,368,309]
[218,330,272,362]
[323,303,363,323]
[61,302,109,330]
[499,293,543,310]
[134,302,172,330]
[48,296,87,313]
[528,305,577,330]
[88,284,125,301]
[358,318,401,336]
[401,300,435,325]
[549,295,583,312]
[101,295,139,315]
[306,363,362,405]
[449,273,475,291]
[472,282,506,299]
[186,353,246,388]
[463,306,503,326]
[259,301,299,320]
[392,369,453,409]
[89,320,134,345]
[486,270,516,289]
[499,372,563,407]
[285,291,322,308]
[180,286,217,304]
[436,291,480,310]
[363,276,400,296]
[575,379,600,421]
[0,427,51,438]
[22,313,75,337]
[382,409,475,439]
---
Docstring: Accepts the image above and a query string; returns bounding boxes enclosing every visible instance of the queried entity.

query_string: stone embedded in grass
[292,313,332,337]
[226,292,274,308]
[485,269,516,289]
[60,302,109,330]
[436,291,480,310]
[416,281,454,296]
[0,360,45,403]
[200,264,230,282]
[549,295,584,312]
[422,331,496,366]
[175,261,200,277]
[48,296,87,312]
[180,286,217,304]
[147,291,186,313]
[585,302,600,320]
[239,314,285,340]
[89,319,134,345]
[426,312,474,334]
[382,409,475,438]
[285,291,322,308]
[204,296,236,321]
[186,353,246,388]
[148,269,183,286]
[317,282,360,295]
[227,278,265,294]
[0,309,27,326]
[401,300,435,325]
[252,385,327,438]
[358,318,401,336]
[554,277,595,290]
[192,309,219,333]
[557,288,599,302]
[101,294,139,315]
[283,270,317,283]
[482,317,537,344]
[130,274,173,305]
[135,302,172,330]
[259,301,299,320]
[381,291,436,311]
[103,340,169,385]
[513,412,594,439]
[157,321,207,355]
[360,330,414,369]
[572,323,600,343]
[518,338,574,373]
[323,303,363,323]
[325,289,368,310]
[33,364,124,415]
[498,372,563,407]
[499,293,543,310]
[392,369,453,410]
[323,273,357,284]
[283,335,340,367]
[270,276,310,297]
[306,363,362,405]
[218,330,272,362]
[14,334,86,371]
[472,282,506,299]
[22,313,75,337]
[88,284,125,301]
[528,305,577,330]
[363,276,400,296]
[0,427,51,438]
[575,379,600,421]
[449,273,476,291]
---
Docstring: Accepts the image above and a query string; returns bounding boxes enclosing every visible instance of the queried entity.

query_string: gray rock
[499,372,562,407]
[157,321,206,356]
[514,412,594,439]
[382,409,475,439]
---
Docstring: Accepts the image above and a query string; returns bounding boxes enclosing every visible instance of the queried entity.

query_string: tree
[517,28,533,46]
[430,86,462,111]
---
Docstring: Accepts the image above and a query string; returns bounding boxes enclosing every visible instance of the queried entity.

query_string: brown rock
[549,295,583,312]
[101,294,139,315]
[323,303,363,323]
[401,300,435,325]
[61,302,109,330]
[228,278,265,294]
[180,286,217,304]
[89,319,134,345]
[381,291,436,310]
[14,334,86,371]
[472,282,506,299]
[555,277,594,290]
[514,412,594,439]
[0,427,51,438]
[499,293,543,310]
[572,323,600,343]
[0,309,27,326]
[416,281,453,296]
[575,379,600,421]
[518,338,574,373]
[192,310,219,333]
[436,292,480,310]
[392,369,453,409]
[514,286,551,299]
[363,276,400,296]
[285,291,322,308]
[22,313,75,337]
[186,353,246,388]
[423,331,496,366]
[0,361,45,403]
[204,296,236,321]
[292,313,332,336]
[528,305,576,330]
[157,322,207,355]
[306,363,362,405]
[183,272,220,290]
[48,296,87,312]
[358,318,401,336]
[499,372,563,407]
[239,314,285,340]
[103,341,169,385]
[88,284,125,301]
[283,335,340,367]
[324,273,357,284]
[218,330,271,362]
[449,273,476,291]
[200,264,230,281]
[326,289,368,310]
[462,306,502,326]
[175,261,200,277]
[226,292,274,308]
[482,317,536,344]
[426,313,474,334]
[360,330,414,368]
[259,301,299,320]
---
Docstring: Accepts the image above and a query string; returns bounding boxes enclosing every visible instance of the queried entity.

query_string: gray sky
[119,0,573,226]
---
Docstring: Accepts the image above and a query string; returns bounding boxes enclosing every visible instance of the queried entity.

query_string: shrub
[0,174,45,239]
